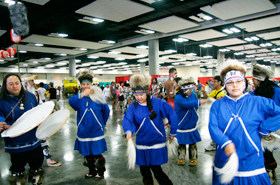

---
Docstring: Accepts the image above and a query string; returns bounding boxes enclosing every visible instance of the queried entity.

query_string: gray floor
[0,97,280,185]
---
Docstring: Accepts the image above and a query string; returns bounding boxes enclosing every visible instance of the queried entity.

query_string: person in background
[56,86,60,102]
[37,82,46,104]
[151,78,160,98]
[101,85,104,91]
[116,81,124,111]
[103,84,111,104]
[48,83,59,111]
[159,83,167,101]
[208,79,214,91]
[110,81,117,109]
[201,76,227,152]
[164,68,177,109]
[251,64,280,184]
[196,80,202,99]
[246,78,253,94]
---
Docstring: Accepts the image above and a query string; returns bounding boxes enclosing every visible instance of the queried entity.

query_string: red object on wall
[115,76,131,84]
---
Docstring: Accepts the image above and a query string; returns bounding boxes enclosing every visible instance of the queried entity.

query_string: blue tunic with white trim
[69,94,110,156]
[122,97,178,166]
[209,93,280,185]
[175,93,201,145]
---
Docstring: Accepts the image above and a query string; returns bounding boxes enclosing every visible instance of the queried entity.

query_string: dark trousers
[264,149,277,170]
[85,154,106,174]
[140,165,173,185]
[10,145,44,173]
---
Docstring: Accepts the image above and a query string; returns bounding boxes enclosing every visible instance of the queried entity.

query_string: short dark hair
[39,82,44,87]
[0,73,26,101]
[214,76,223,86]
[169,68,176,74]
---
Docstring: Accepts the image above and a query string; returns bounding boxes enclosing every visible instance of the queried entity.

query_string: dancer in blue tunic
[251,64,280,184]
[209,64,280,185]
[69,70,110,179]
[123,74,177,185]
[175,78,206,166]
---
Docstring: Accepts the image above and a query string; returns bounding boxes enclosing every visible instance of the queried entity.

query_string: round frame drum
[1,101,54,138]
[36,109,70,140]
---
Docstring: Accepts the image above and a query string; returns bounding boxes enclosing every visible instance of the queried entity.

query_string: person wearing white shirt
[103,84,111,104]
[37,82,46,103]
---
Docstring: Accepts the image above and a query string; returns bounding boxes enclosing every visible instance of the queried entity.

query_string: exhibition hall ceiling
[0,0,280,73]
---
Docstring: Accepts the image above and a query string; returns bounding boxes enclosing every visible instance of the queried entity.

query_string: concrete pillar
[140,62,145,75]
[148,39,160,75]
[217,51,225,72]
[69,58,76,77]
[212,67,216,77]
[271,63,276,74]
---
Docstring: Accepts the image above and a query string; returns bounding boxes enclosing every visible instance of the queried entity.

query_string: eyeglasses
[226,80,243,86]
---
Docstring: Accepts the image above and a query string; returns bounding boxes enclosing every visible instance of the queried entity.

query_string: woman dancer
[122,74,177,185]
[69,70,110,178]
[251,64,280,184]
[175,78,206,165]
[209,63,280,185]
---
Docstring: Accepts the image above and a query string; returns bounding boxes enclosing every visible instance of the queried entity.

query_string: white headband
[224,70,244,85]
[181,84,195,90]
[252,74,265,81]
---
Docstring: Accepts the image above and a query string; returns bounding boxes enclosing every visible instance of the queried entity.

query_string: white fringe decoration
[262,132,280,151]
[167,137,179,158]
[89,85,106,104]
[127,138,136,170]
[216,152,239,184]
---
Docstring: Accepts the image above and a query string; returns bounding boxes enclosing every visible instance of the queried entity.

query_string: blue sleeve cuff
[259,131,270,137]
[169,133,176,137]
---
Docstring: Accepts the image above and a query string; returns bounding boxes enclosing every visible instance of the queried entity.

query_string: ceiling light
[92,18,104,22]
[189,15,204,22]
[251,36,259,41]
[234,52,244,55]
[260,43,272,47]
[115,58,125,61]
[264,59,271,61]
[185,64,192,66]
[45,64,55,67]
[230,28,241,33]
[19,50,27,53]
[246,55,255,58]
[172,38,189,42]
[159,61,164,64]
[35,43,44,46]
[37,67,44,69]
[80,48,87,51]
[98,40,116,44]
[186,53,197,56]
[222,29,233,34]
[57,62,67,65]
[60,53,67,56]
[103,64,111,67]
[197,13,213,20]
[82,63,91,66]
[136,45,149,49]
[90,66,97,69]
[164,49,177,53]
[4,0,15,5]
[159,57,168,59]
[0,59,4,62]
[136,54,147,57]
[33,61,38,63]
[135,29,155,35]
[271,60,277,63]
[138,59,147,62]
[96,61,106,64]
[58,33,68,37]
[109,51,121,54]
[272,48,278,51]
[172,63,180,65]
[119,62,127,65]
[75,59,81,62]
[87,55,99,59]
[244,37,253,42]
[256,57,264,60]
[22,63,28,66]
[203,56,213,59]
[199,44,213,48]
[45,57,51,60]
[219,48,230,52]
